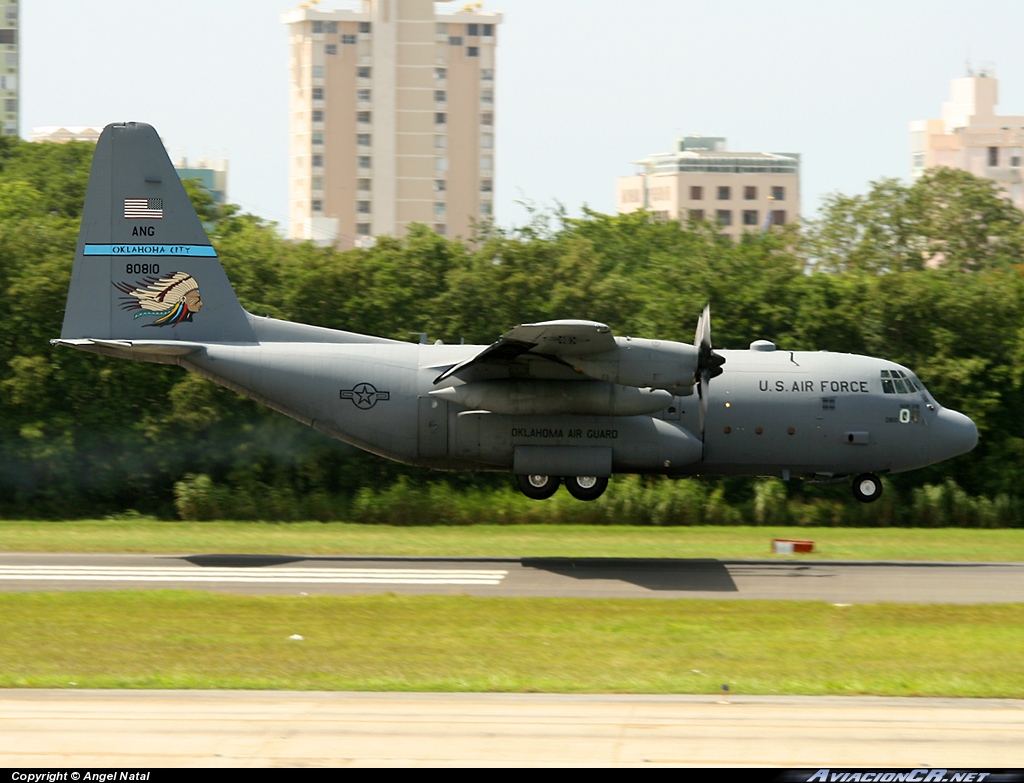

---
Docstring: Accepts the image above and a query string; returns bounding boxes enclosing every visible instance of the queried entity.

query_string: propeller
[693,304,726,436]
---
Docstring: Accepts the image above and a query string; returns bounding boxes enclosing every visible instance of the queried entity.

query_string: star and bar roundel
[340,382,390,410]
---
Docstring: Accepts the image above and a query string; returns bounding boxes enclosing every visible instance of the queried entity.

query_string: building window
[312,87,324,100]
[772,210,786,225]
[689,186,703,200]
[358,178,371,191]
[326,22,337,33]
[743,210,758,226]
[359,22,372,34]
[312,154,324,167]
[717,186,730,200]
[480,179,493,192]
[435,112,447,125]
[467,23,479,36]
[357,223,371,236]
[325,44,337,55]
[357,201,371,214]
[481,90,493,104]
[357,133,371,146]
[358,66,371,79]
[435,67,447,80]
[1013,156,1022,167]
[357,89,371,102]
[481,112,493,126]
[467,46,479,57]
[480,157,493,172]
[437,23,448,35]
[435,157,449,172]
[312,199,323,212]
[311,176,323,190]
[771,186,785,200]
[312,21,323,34]
[435,90,446,102]
[744,186,757,200]
[358,156,371,169]
[481,69,494,81]
[689,209,705,222]
[483,24,494,36]
[357,111,371,123]
[481,203,492,216]
[988,146,999,167]
[312,66,324,79]
[312,110,323,122]
[342,34,356,44]
[434,179,446,192]
[435,135,447,150]
[448,36,463,46]
[0,30,15,45]
[716,210,732,226]
[434,202,446,216]
[434,224,447,236]
[311,132,323,146]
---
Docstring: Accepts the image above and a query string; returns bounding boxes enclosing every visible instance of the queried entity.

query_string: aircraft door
[418,396,449,458]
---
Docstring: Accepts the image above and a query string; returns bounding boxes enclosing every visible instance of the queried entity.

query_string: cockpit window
[881,369,924,394]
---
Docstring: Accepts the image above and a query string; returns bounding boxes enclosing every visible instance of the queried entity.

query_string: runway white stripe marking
[0,566,508,586]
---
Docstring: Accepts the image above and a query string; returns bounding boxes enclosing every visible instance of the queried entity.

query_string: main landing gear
[515,474,609,501]
[852,473,883,503]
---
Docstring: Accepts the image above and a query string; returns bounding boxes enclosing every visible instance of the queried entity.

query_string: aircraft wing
[434,320,614,384]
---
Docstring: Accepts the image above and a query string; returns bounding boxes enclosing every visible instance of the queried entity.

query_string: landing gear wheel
[516,474,560,500]
[852,473,883,503]
[564,475,609,502]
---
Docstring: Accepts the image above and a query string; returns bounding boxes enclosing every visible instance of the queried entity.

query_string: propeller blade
[693,304,725,441]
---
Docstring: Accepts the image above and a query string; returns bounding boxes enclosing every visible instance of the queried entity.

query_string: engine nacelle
[570,337,699,392]
[430,379,674,416]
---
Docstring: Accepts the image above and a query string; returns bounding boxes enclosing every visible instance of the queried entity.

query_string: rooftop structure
[911,69,1024,210]
[616,136,801,240]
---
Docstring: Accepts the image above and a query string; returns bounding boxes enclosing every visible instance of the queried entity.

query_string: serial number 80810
[126,263,160,275]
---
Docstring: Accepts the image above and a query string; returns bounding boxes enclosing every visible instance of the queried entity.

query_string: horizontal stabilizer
[51,338,205,363]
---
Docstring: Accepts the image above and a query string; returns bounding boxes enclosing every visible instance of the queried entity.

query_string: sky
[22,1,1024,232]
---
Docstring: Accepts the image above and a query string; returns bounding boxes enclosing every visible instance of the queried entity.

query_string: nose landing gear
[852,473,883,503]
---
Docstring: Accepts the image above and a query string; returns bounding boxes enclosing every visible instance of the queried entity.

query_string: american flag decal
[124,197,164,220]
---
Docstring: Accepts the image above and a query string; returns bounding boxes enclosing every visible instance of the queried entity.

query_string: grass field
[0,591,1021,697]
[1,520,1023,561]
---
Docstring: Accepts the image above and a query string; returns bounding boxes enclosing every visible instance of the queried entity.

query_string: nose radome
[936,408,979,458]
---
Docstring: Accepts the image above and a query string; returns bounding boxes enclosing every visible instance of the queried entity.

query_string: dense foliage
[1,139,1022,522]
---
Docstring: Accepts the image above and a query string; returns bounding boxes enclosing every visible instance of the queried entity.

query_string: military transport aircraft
[52,123,979,503]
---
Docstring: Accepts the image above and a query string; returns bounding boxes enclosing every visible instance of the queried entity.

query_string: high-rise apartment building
[911,69,1024,210]
[1,1,18,137]
[616,136,800,241]
[282,1,502,249]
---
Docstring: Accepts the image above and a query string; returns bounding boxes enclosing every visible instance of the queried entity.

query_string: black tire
[564,475,609,502]
[516,473,560,500]
[852,473,883,503]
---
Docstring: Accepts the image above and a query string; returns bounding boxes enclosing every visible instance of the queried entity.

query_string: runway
[0,552,1022,602]
[2,690,1021,767]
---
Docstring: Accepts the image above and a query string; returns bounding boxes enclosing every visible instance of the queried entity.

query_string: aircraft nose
[935,408,979,458]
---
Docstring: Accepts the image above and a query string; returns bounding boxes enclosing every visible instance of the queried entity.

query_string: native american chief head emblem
[114,272,204,327]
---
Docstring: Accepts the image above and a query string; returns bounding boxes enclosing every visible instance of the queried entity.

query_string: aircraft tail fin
[58,122,255,343]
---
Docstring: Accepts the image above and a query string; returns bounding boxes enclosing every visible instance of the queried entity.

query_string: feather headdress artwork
[113,272,204,327]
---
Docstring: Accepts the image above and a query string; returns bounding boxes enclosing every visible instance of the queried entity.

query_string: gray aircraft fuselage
[173,319,977,481]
